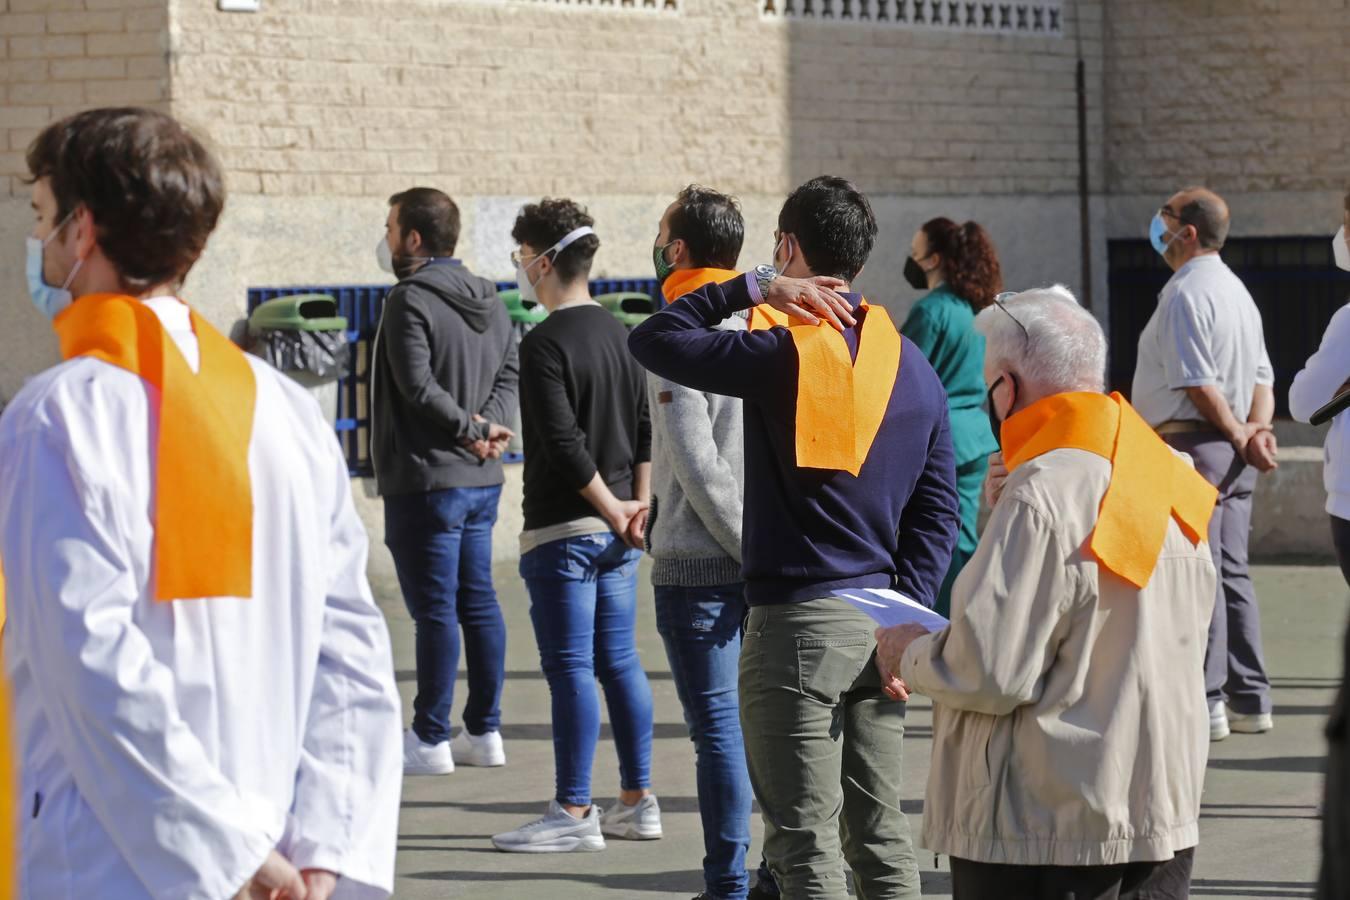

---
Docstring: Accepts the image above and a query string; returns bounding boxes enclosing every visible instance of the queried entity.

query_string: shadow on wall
[777,0,1103,320]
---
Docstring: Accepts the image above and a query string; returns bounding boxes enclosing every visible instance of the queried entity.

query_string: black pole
[1076,56,1093,309]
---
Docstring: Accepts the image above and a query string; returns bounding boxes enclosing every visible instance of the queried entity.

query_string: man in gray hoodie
[639,185,765,900]
[371,187,519,777]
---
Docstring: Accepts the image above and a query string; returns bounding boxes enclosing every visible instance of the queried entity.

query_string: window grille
[761,0,1062,35]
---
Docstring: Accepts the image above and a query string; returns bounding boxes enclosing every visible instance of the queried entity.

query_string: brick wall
[1,0,170,198]
[168,0,1105,201]
[1105,0,1350,196]
[783,0,1106,196]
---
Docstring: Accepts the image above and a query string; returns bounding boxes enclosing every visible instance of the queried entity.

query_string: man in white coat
[2,107,403,899]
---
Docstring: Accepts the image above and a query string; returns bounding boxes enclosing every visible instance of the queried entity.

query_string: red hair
[921,217,1003,311]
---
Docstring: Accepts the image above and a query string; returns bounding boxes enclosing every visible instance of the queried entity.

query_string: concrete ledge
[1251,446,1333,562]
[351,445,1336,590]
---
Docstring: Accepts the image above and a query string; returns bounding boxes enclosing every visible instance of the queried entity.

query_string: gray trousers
[1164,434,1272,714]
[740,599,920,900]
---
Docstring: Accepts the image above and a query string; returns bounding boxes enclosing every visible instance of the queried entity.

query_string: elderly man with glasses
[874,286,1218,900]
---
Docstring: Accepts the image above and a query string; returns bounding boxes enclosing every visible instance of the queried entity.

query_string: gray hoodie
[371,259,519,496]
[643,315,745,587]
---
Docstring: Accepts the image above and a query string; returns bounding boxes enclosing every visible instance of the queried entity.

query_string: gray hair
[975,285,1107,395]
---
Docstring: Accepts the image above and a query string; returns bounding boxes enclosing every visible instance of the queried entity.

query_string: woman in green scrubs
[900,217,1004,617]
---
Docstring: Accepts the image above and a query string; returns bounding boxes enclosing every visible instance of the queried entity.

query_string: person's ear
[669,238,685,266]
[405,228,424,256]
[70,206,97,259]
[536,251,554,281]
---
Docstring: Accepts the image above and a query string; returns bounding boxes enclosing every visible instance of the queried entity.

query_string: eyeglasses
[993,291,1031,344]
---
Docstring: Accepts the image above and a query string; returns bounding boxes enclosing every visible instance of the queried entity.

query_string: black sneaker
[748,884,780,900]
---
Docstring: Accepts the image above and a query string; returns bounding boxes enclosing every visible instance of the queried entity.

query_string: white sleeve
[1289,303,1350,423]
[0,420,277,900]
[281,427,403,898]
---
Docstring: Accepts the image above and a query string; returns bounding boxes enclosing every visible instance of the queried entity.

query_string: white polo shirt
[1132,253,1274,427]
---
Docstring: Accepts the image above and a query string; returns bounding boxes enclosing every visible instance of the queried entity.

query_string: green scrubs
[900,284,999,618]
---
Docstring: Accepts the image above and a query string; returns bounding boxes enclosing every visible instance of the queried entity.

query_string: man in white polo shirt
[1133,186,1277,742]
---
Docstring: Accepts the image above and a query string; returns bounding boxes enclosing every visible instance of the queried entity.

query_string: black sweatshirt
[519,303,651,531]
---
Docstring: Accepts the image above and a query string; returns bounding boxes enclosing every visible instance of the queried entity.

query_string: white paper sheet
[832,587,950,631]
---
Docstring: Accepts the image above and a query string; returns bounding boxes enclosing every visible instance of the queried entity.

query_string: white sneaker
[1209,700,1230,742]
[492,800,606,853]
[403,729,454,775]
[599,794,663,840]
[451,729,506,767]
[1228,709,1274,734]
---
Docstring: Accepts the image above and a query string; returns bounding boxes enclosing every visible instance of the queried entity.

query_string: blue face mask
[1149,212,1177,257]
[25,213,82,319]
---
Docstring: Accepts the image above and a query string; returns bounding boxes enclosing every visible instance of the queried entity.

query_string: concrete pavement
[379,563,1344,899]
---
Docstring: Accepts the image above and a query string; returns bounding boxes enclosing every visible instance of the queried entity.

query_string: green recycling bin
[595,291,655,328]
[248,293,348,333]
[499,288,547,326]
[246,293,351,424]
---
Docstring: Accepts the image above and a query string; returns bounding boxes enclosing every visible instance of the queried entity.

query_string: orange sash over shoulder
[749,300,901,477]
[53,294,257,601]
[1001,391,1217,589]
[661,267,740,305]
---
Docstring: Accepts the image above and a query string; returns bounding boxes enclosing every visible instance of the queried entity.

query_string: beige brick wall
[1104,0,1350,197]
[167,0,1105,200]
[1,0,171,199]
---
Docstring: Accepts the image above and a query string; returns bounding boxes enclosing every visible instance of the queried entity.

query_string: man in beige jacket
[874,286,1218,900]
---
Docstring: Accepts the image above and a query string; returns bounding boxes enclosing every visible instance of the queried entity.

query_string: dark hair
[921,217,1004,310]
[510,198,599,284]
[777,176,876,281]
[388,187,460,256]
[668,185,744,270]
[26,107,224,291]
[1177,187,1231,250]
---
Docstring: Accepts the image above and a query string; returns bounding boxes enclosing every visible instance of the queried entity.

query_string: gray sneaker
[600,794,663,840]
[492,800,605,853]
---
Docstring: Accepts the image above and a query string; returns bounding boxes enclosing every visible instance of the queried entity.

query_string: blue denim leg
[385,488,478,744]
[655,583,752,900]
[523,533,651,806]
[456,485,506,735]
[594,544,653,794]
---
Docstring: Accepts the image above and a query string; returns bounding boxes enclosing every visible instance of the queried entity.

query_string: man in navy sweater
[630,176,959,900]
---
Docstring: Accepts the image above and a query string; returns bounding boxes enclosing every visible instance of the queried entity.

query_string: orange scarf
[53,294,257,601]
[661,267,740,305]
[1001,391,1217,589]
[749,300,901,476]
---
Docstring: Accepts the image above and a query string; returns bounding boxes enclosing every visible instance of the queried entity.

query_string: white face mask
[514,226,597,305]
[1334,225,1350,272]
[375,237,395,274]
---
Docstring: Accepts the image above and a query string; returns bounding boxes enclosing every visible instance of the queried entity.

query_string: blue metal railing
[247,277,660,476]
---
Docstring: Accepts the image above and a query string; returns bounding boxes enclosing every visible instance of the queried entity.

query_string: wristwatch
[753,264,778,301]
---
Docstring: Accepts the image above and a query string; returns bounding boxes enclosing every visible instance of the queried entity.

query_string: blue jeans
[655,583,752,900]
[521,533,653,807]
[385,485,506,744]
